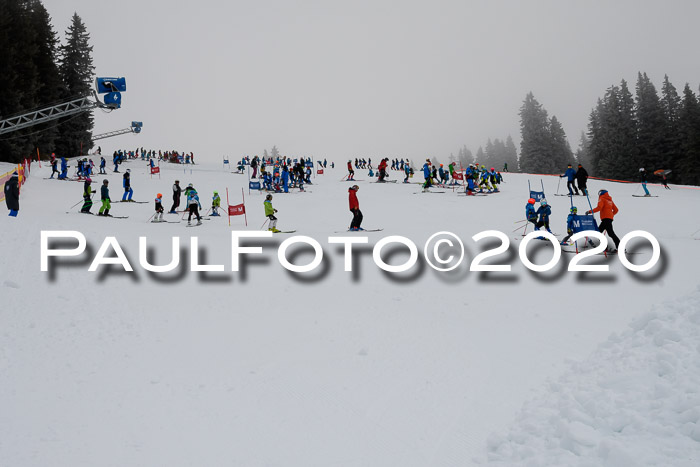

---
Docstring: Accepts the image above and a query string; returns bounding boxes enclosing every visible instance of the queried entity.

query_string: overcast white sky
[43,0,700,163]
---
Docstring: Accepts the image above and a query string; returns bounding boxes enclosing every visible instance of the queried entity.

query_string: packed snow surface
[1,158,699,466]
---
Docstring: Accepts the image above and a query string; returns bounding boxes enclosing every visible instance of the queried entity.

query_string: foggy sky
[42,0,700,163]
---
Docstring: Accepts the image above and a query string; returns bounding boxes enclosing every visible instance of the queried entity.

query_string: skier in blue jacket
[122,169,133,201]
[560,164,579,195]
[525,198,538,229]
[58,157,68,180]
[281,166,290,193]
[536,199,552,233]
[422,160,432,190]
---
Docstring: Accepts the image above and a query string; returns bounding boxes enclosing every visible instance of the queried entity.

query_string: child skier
[525,198,538,229]
[187,187,202,225]
[50,158,59,178]
[98,179,111,216]
[122,169,133,201]
[211,191,221,216]
[81,177,93,213]
[536,199,552,233]
[153,193,164,222]
[264,194,280,233]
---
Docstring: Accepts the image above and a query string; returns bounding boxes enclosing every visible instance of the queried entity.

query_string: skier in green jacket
[264,194,280,233]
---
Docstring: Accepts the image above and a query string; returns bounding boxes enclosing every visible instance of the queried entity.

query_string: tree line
[0,0,94,163]
[517,73,700,185]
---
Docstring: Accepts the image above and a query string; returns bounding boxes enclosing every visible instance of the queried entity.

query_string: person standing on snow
[170,180,182,213]
[4,171,19,217]
[346,160,355,181]
[153,193,164,222]
[639,168,651,196]
[98,179,111,216]
[264,194,280,233]
[575,164,589,196]
[50,157,59,178]
[586,189,621,252]
[186,187,202,225]
[81,177,93,214]
[122,169,133,201]
[536,199,552,233]
[211,191,221,216]
[99,156,106,174]
[348,184,363,231]
[525,198,538,230]
[560,163,579,195]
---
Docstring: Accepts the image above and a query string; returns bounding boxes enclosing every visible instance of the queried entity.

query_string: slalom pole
[242,187,247,226]
[226,187,231,226]
[556,176,561,195]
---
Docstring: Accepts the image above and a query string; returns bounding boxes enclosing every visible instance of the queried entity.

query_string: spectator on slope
[586,189,621,253]
[560,163,579,196]
[4,171,19,217]
[348,185,363,231]
[575,164,589,196]
[170,180,182,213]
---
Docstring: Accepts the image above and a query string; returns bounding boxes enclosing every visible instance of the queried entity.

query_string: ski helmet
[127,168,131,173]
[540,199,548,206]
[214,191,218,195]
[103,179,109,184]
[157,193,162,198]
[266,194,272,200]
[352,185,359,190]
[188,183,193,188]
[639,167,645,172]
[490,167,495,172]
[598,189,608,196]
[570,206,578,214]
[528,198,536,204]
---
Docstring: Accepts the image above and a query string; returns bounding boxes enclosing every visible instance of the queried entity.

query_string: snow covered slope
[1,160,699,466]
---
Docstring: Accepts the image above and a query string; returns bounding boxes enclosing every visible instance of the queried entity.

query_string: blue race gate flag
[571,214,598,233]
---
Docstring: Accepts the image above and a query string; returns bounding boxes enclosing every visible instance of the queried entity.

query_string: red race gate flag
[317,169,324,175]
[150,166,160,174]
[452,172,464,180]
[228,203,245,216]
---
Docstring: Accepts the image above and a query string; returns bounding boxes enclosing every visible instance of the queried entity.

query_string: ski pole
[260,218,269,230]
[514,219,528,224]
[691,228,700,237]
[67,199,84,211]
[146,212,156,222]
[513,223,528,233]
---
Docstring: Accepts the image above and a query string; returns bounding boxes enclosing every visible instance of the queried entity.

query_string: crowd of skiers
[524,187,621,253]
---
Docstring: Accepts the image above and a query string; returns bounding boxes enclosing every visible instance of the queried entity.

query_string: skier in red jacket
[348,185,363,231]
